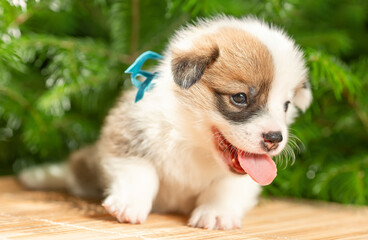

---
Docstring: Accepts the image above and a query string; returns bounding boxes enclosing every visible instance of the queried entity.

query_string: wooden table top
[0,176,367,240]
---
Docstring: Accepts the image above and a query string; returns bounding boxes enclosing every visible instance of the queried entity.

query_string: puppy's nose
[262,131,283,151]
[263,131,283,143]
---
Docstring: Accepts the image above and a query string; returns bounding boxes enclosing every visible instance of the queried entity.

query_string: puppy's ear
[171,46,219,89]
[293,81,312,112]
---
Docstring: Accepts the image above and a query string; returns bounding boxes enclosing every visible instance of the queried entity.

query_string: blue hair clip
[125,51,163,103]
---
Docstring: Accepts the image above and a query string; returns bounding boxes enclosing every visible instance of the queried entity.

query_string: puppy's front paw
[102,194,151,224]
[188,205,242,230]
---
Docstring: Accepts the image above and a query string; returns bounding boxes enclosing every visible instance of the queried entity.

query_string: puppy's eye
[284,101,291,112]
[231,93,247,106]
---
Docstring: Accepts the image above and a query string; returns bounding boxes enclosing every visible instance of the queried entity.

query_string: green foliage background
[0,0,367,205]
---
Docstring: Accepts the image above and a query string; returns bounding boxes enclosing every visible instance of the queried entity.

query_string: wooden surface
[0,177,368,240]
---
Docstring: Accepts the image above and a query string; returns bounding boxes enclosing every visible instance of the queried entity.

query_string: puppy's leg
[102,157,159,224]
[189,176,260,230]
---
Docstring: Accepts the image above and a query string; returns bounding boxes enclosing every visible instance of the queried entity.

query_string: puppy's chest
[151,144,222,214]
[143,122,218,184]
[152,135,216,181]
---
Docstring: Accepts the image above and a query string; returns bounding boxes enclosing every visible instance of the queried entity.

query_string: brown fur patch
[202,27,274,103]
[172,27,274,122]
[69,144,103,198]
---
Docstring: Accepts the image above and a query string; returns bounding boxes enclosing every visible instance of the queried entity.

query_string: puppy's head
[169,17,312,185]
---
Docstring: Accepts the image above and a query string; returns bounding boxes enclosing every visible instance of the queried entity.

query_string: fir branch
[130,0,139,56]
[346,94,368,135]
[109,0,130,57]
[140,13,189,52]
[0,85,45,130]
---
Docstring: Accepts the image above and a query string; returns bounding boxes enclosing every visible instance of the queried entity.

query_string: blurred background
[0,0,367,205]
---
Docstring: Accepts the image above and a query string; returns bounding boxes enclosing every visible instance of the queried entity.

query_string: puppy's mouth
[212,127,277,186]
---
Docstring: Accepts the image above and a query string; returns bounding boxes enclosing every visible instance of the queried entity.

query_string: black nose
[263,131,283,143]
[262,131,283,152]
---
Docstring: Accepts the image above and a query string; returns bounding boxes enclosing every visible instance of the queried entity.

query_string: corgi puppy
[20,16,312,230]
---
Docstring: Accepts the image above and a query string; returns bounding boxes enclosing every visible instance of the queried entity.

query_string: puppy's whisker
[275,139,297,168]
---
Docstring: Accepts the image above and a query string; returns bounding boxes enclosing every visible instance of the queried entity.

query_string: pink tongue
[238,150,277,186]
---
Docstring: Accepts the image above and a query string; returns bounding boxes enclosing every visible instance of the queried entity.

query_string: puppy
[20,16,312,230]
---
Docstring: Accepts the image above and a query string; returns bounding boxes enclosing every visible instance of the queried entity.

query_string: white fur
[19,162,68,190]
[102,157,159,224]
